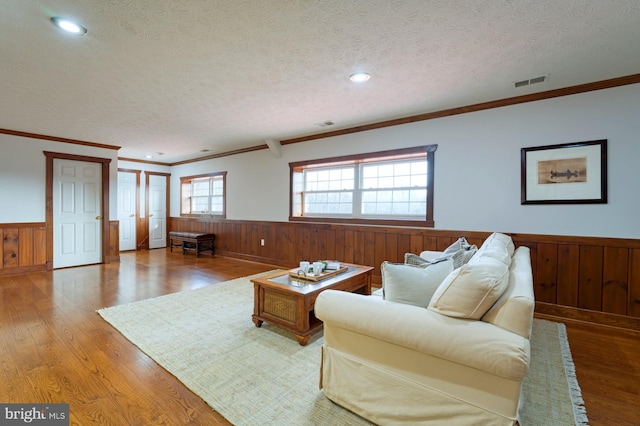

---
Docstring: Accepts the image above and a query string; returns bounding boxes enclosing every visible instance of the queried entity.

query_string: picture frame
[521,139,607,204]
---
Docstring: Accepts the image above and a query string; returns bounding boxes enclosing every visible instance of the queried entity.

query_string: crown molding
[0,128,120,150]
[4,73,639,165]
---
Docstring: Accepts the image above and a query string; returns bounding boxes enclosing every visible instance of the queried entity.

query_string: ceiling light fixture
[314,121,335,127]
[349,72,370,83]
[50,17,87,35]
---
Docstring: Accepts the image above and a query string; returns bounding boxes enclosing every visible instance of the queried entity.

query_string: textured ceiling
[1,1,639,163]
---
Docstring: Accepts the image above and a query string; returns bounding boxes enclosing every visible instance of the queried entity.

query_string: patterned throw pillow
[444,237,477,254]
[405,248,477,270]
[404,253,431,267]
[442,237,478,268]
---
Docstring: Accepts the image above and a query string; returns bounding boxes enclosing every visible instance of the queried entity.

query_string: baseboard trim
[216,251,290,269]
[0,264,47,277]
[535,301,640,332]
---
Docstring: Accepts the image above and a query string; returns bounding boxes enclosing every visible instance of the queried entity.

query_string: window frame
[289,145,436,227]
[180,171,227,218]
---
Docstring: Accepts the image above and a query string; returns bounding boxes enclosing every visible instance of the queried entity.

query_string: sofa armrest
[316,290,530,381]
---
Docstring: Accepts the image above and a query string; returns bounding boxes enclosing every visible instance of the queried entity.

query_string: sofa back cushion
[468,232,514,267]
[427,257,509,319]
[481,246,535,339]
[481,232,516,256]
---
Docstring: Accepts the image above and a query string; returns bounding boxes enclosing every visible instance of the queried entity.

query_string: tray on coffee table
[288,266,348,282]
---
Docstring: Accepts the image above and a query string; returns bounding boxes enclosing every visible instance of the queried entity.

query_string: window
[290,145,436,227]
[180,172,227,216]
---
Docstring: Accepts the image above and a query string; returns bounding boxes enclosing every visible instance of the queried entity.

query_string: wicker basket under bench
[169,232,215,257]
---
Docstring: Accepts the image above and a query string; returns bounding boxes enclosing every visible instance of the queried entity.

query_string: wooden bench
[169,232,215,257]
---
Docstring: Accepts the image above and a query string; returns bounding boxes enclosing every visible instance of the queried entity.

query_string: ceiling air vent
[514,75,548,88]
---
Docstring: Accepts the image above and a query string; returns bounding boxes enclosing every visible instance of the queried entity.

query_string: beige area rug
[97,272,588,425]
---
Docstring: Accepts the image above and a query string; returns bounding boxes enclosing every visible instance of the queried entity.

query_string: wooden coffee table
[251,263,373,345]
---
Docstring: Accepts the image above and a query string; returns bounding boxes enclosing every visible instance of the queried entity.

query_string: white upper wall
[1,84,637,239]
[0,133,119,223]
[170,83,640,239]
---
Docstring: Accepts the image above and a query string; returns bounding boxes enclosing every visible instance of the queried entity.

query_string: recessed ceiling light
[145,154,153,159]
[349,72,370,83]
[51,17,87,36]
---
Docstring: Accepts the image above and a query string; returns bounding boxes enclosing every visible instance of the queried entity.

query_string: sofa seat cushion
[428,257,509,320]
[381,260,453,308]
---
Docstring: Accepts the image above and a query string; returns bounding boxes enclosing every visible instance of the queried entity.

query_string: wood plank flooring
[0,249,638,425]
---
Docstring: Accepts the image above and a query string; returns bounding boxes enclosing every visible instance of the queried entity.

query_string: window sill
[180,214,226,219]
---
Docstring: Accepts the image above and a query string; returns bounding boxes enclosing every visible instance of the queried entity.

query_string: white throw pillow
[382,260,454,308]
[428,257,509,319]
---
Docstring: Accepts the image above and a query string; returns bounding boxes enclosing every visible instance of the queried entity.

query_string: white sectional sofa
[315,233,535,425]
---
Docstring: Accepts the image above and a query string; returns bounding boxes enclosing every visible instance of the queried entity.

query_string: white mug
[299,261,310,274]
[312,261,325,275]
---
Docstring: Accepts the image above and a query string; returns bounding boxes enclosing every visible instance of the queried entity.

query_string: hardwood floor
[564,323,640,425]
[0,249,638,425]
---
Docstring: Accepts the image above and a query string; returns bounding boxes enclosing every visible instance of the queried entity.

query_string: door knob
[130,214,135,217]
[96,216,102,220]
[149,214,154,217]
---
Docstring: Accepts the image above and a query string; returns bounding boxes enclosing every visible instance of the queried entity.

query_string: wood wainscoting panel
[629,248,640,318]
[169,217,640,330]
[2,227,19,268]
[602,247,629,316]
[535,243,558,304]
[0,223,47,276]
[557,244,580,307]
[18,227,34,267]
[579,246,604,311]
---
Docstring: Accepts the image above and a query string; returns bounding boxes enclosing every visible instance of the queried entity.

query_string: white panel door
[148,174,167,249]
[118,171,137,251]
[53,159,102,268]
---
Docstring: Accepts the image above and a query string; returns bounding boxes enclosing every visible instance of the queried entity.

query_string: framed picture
[521,139,607,204]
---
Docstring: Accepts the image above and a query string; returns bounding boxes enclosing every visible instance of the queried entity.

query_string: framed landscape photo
[521,139,607,204]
